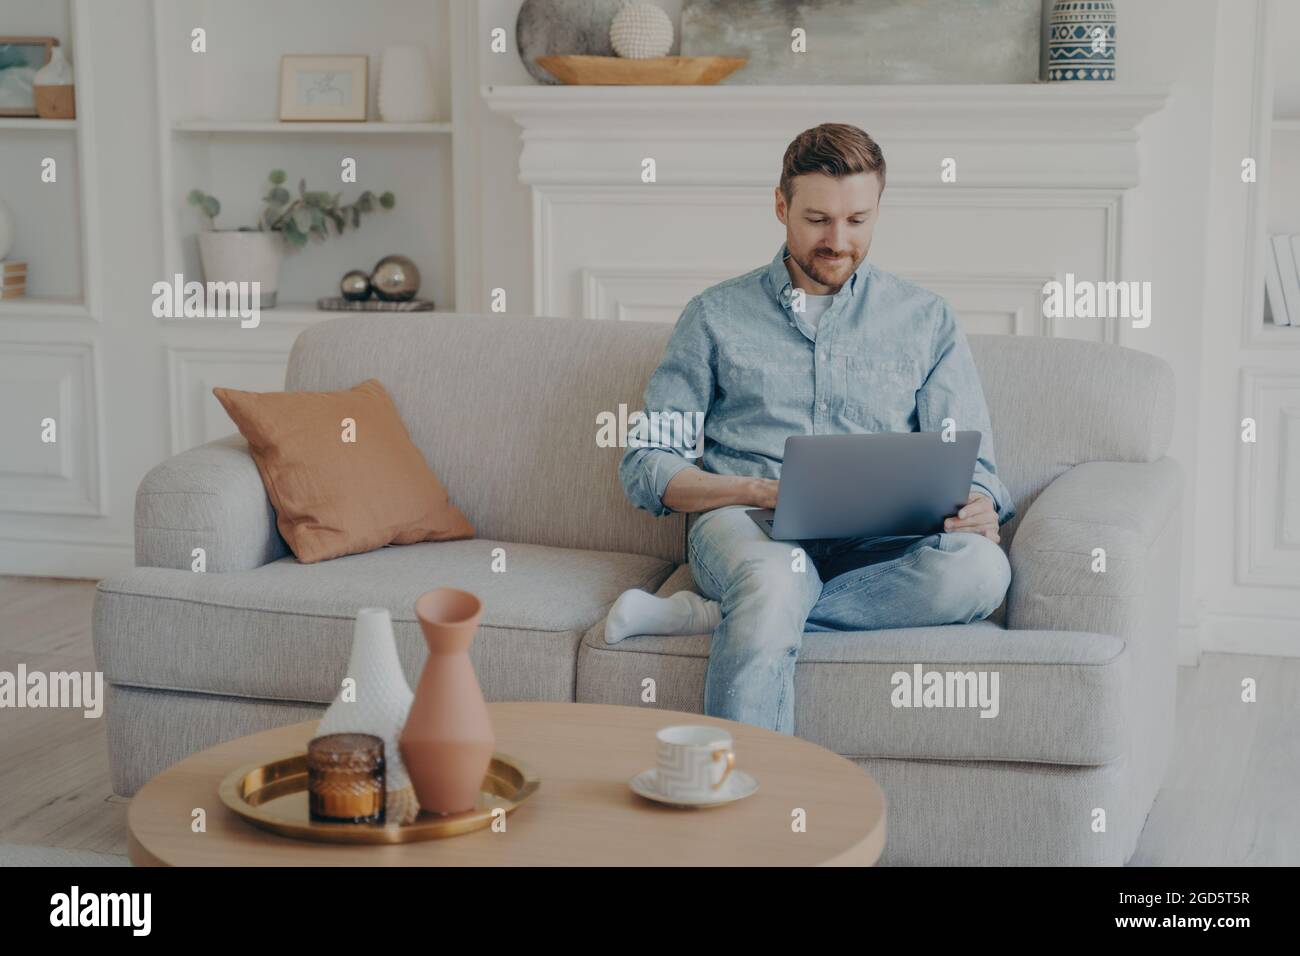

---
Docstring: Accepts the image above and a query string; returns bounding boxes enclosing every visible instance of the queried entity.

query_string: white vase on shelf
[378,46,436,123]
[316,607,421,825]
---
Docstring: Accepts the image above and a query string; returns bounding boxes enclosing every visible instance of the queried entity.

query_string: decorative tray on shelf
[218,751,539,845]
[316,297,436,312]
[535,55,747,86]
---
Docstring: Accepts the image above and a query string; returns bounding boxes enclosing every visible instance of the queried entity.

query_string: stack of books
[1264,235,1300,327]
[0,260,25,300]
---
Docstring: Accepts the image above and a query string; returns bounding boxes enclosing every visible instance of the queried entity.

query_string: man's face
[774,171,881,294]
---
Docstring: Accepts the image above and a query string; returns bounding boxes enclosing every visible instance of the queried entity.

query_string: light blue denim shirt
[618,242,1016,524]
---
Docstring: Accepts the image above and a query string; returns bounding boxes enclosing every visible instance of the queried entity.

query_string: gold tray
[218,752,539,844]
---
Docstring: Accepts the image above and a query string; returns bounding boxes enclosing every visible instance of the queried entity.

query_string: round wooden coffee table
[128,701,885,866]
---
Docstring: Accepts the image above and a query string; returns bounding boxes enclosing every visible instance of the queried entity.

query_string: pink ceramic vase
[399,588,495,814]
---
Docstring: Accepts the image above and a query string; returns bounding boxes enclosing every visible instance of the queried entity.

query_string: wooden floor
[0,575,1295,865]
[0,577,127,855]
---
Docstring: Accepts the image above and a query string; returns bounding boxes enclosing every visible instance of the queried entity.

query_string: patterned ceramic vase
[316,607,420,824]
[399,588,495,815]
[1048,0,1116,82]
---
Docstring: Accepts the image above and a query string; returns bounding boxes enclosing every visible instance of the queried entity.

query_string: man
[612,123,1014,736]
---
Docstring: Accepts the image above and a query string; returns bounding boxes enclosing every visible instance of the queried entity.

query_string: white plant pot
[197,230,282,308]
[378,46,437,122]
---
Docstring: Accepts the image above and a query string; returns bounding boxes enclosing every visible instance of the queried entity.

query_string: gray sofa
[93,312,1182,865]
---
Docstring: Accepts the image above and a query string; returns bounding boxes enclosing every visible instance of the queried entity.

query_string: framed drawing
[0,36,58,117]
[278,55,368,122]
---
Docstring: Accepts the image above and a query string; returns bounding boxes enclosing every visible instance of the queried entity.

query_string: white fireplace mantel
[482,83,1169,331]
[483,83,1170,189]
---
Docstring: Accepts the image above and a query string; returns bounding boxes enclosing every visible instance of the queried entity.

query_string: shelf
[0,296,91,318]
[0,117,77,131]
[172,120,452,135]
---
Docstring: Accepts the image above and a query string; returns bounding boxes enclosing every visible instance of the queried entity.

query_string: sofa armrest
[134,434,288,572]
[1006,458,1183,636]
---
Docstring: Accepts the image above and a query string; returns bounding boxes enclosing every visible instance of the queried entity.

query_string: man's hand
[944,491,999,543]
[751,477,779,510]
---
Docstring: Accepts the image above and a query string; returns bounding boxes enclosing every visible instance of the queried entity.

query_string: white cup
[655,725,736,800]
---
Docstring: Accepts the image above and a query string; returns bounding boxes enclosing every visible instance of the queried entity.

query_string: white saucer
[629,768,758,808]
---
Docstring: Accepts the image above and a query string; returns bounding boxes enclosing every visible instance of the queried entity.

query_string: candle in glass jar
[307,733,386,824]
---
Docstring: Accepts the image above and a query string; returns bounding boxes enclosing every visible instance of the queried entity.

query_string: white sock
[605,589,723,644]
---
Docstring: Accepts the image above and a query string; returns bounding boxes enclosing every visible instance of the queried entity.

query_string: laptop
[746,431,981,541]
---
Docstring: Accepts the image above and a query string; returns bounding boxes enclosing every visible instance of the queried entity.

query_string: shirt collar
[765,241,872,308]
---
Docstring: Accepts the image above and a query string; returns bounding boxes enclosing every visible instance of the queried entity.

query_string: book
[1264,236,1288,325]
[1272,235,1300,328]
[1289,236,1300,327]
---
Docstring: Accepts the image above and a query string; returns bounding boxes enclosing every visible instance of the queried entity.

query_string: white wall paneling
[1236,368,1300,589]
[0,340,104,516]
[581,267,749,323]
[892,273,1057,337]
[527,180,1120,341]
[165,347,290,455]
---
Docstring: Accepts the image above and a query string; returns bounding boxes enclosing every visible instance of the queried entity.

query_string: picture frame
[278,54,368,122]
[0,36,58,117]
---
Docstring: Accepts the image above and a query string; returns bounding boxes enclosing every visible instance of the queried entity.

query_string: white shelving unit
[1256,2,1300,339]
[0,118,78,131]
[0,0,100,320]
[173,119,453,135]
[151,0,471,319]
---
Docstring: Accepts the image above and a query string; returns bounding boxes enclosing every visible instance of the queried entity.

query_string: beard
[793,246,861,290]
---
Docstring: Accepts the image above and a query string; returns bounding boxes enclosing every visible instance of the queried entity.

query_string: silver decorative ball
[370,255,421,301]
[340,269,372,301]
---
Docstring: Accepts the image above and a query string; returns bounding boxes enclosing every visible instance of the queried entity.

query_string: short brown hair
[779,123,886,204]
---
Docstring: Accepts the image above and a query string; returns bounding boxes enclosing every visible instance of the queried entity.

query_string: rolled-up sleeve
[618,295,716,517]
[916,300,1017,524]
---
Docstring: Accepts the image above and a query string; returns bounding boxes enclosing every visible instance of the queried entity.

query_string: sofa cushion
[95,539,672,704]
[213,378,474,563]
[575,566,1128,766]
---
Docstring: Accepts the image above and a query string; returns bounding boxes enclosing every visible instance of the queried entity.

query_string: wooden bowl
[535,55,747,86]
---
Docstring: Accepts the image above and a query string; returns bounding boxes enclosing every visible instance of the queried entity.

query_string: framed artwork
[0,36,57,117]
[278,55,368,121]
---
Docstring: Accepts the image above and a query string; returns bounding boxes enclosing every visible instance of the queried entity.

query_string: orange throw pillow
[213,378,474,564]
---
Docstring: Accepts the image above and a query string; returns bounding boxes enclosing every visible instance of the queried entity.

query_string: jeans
[687,504,1012,735]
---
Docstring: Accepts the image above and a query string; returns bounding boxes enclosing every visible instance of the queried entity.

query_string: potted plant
[188,170,395,308]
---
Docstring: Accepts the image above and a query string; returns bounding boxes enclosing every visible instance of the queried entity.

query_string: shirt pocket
[718,346,770,403]
[842,356,921,431]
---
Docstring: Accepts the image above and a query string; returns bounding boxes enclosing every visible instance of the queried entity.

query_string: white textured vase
[378,46,436,123]
[196,231,281,308]
[317,608,420,825]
